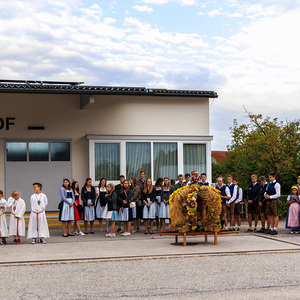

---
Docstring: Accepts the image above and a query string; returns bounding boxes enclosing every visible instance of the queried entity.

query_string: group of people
[0,183,49,245]
[1,170,299,244]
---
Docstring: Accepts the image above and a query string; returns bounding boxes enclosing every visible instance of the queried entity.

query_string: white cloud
[208,9,225,17]
[132,5,153,13]
[142,0,197,6]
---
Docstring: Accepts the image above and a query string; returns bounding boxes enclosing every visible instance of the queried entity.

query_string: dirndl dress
[143,197,156,220]
[119,207,129,221]
[60,191,74,222]
[96,190,107,220]
[84,191,95,221]
[285,197,300,229]
[74,195,83,221]
[155,189,162,218]
[159,190,170,219]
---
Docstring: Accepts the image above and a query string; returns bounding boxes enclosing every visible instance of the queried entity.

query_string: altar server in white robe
[0,190,9,245]
[6,190,26,244]
[27,182,50,244]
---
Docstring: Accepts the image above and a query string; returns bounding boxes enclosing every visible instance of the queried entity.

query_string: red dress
[74,194,83,220]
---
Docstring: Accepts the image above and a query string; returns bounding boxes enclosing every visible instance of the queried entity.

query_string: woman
[155,178,164,231]
[72,181,85,236]
[118,179,133,236]
[159,177,174,231]
[105,183,118,238]
[96,178,108,232]
[130,177,141,234]
[59,179,75,237]
[286,186,300,233]
[142,178,156,234]
[81,177,96,234]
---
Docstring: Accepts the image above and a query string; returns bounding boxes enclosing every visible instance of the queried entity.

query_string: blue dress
[59,189,75,222]
[159,189,170,219]
[96,189,107,219]
[84,190,95,221]
[155,189,162,218]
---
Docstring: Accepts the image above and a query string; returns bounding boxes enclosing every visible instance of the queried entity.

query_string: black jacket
[142,186,156,204]
[259,183,268,205]
[118,188,133,208]
[81,186,96,206]
[106,191,118,211]
[247,182,260,203]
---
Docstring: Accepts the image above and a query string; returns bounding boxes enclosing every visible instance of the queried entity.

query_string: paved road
[1,220,300,299]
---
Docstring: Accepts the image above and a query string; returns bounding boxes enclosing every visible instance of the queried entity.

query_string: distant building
[211,151,227,164]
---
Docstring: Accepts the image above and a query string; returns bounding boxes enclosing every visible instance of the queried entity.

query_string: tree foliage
[212,113,300,193]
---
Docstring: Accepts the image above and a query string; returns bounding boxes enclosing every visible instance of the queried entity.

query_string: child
[159,177,174,232]
[27,182,50,244]
[142,178,156,234]
[215,177,230,229]
[6,190,26,244]
[0,190,9,245]
[104,183,118,238]
[199,173,209,186]
[285,186,300,233]
[232,178,242,231]
[72,181,85,236]
[226,175,238,231]
[246,174,260,232]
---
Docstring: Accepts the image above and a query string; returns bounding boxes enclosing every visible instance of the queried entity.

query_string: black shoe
[228,228,232,231]
[264,229,271,234]
[257,228,265,233]
[271,230,278,235]
[144,232,148,234]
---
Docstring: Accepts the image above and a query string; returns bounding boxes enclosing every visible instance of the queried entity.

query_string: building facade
[0,80,218,211]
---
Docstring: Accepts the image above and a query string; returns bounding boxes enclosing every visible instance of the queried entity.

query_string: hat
[291,186,298,190]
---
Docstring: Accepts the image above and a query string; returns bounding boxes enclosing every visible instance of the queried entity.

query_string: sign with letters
[0,117,15,130]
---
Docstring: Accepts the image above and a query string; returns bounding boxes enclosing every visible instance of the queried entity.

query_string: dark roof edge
[0,80,218,98]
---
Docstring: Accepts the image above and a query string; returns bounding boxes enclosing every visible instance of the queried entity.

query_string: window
[29,142,49,161]
[95,143,120,181]
[126,142,151,179]
[50,142,70,161]
[183,144,206,174]
[6,142,27,161]
[153,142,178,179]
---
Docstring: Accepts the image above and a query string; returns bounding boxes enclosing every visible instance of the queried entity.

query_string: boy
[199,173,209,186]
[264,172,281,235]
[27,182,49,244]
[215,177,231,229]
[232,178,242,231]
[0,190,9,245]
[6,190,26,244]
[183,173,191,186]
[226,175,237,231]
[174,174,185,190]
[257,176,269,233]
[246,174,260,232]
[115,175,125,232]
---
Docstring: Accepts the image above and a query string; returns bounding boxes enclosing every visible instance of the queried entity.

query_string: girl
[286,186,300,233]
[155,178,164,231]
[142,178,156,234]
[81,177,96,234]
[6,190,26,244]
[0,190,9,245]
[59,179,75,237]
[118,180,133,236]
[130,177,141,234]
[105,183,118,238]
[72,181,85,236]
[159,177,174,231]
[96,178,108,233]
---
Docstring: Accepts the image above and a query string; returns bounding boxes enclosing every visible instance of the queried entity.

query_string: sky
[1,0,300,150]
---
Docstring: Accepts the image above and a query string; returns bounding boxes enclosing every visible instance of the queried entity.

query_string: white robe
[27,193,50,239]
[6,197,26,237]
[0,198,9,237]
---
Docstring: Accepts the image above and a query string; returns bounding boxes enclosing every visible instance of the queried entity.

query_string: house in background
[0,79,218,211]
[211,151,227,164]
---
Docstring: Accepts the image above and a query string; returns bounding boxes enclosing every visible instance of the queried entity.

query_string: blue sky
[1,0,300,150]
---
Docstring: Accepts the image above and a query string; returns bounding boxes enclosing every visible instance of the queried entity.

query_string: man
[232,178,242,231]
[257,176,269,233]
[199,173,209,186]
[264,172,281,235]
[115,175,125,232]
[226,175,237,231]
[137,170,147,231]
[174,174,185,190]
[183,173,191,186]
[215,176,231,229]
[246,174,260,232]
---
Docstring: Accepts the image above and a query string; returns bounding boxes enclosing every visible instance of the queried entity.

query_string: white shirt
[235,187,243,204]
[227,183,238,204]
[264,180,281,199]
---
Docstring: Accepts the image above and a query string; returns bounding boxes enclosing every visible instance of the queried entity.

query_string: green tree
[212,113,300,193]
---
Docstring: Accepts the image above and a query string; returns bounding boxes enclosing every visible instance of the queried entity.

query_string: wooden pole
[214,232,218,245]
[183,233,187,246]
[205,234,208,242]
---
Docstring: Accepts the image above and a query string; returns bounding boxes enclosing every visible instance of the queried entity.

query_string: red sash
[33,211,42,243]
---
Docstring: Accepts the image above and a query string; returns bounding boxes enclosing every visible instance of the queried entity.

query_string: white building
[0,79,218,211]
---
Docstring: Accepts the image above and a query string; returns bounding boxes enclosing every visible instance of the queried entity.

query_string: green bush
[278,195,289,219]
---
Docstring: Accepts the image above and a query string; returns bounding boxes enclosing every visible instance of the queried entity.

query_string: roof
[0,79,218,98]
[211,151,227,162]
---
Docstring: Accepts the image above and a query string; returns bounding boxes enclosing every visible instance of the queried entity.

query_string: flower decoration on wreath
[169,171,222,233]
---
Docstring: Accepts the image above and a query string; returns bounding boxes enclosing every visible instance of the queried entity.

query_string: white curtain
[126,142,151,179]
[153,142,178,180]
[95,143,120,181]
[183,144,206,175]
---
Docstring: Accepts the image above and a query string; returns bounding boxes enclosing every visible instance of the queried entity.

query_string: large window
[153,142,178,179]
[6,142,71,162]
[183,144,206,174]
[95,143,120,181]
[126,142,151,179]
